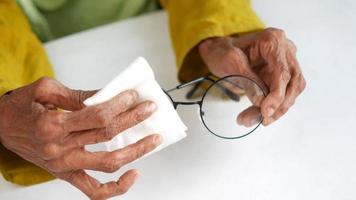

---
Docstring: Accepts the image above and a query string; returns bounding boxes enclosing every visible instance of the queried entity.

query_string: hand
[0,77,162,200]
[199,28,306,126]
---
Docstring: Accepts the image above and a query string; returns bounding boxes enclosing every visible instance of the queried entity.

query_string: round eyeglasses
[163,75,267,139]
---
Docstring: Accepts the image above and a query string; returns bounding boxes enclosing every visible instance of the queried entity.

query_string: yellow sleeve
[160,0,265,82]
[0,0,55,185]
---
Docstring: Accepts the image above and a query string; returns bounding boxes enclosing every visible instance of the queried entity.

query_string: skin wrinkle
[61,100,157,153]
[199,27,306,127]
[270,44,305,121]
[0,24,305,199]
[0,77,162,199]
[10,136,36,154]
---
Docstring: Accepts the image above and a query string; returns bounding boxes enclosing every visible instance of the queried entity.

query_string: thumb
[225,48,267,126]
[33,77,98,111]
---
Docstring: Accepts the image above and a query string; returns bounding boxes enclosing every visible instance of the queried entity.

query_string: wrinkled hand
[199,28,306,126]
[0,77,162,200]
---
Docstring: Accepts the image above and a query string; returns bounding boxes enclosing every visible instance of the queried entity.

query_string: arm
[0,0,54,96]
[161,0,305,126]
[0,0,55,186]
[0,3,162,200]
[160,0,265,83]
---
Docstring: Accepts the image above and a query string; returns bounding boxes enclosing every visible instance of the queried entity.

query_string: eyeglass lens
[200,75,265,139]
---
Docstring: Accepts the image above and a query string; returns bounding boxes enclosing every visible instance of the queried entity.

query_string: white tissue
[84,57,187,155]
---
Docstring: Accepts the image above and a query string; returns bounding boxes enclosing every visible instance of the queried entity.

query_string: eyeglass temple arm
[165,75,250,102]
[165,76,215,93]
[183,76,244,101]
[165,75,243,101]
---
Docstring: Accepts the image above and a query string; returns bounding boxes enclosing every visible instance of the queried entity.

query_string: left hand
[0,77,161,200]
[199,28,306,126]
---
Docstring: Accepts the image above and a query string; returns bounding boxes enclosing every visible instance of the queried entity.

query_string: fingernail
[132,170,140,182]
[236,116,243,125]
[153,134,163,145]
[147,102,157,112]
[263,117,275,125]
[266,107,275,117]
[135,170,140,181]
[248,117,260,127]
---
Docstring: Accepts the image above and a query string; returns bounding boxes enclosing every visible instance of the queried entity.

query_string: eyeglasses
[163,75,267,139]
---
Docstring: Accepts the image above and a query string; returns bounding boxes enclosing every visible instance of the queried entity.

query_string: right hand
[0,77,162,200]
[199,28,306,126]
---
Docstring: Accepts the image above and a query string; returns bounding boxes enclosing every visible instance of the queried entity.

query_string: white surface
[84,57,187,155]
[1,0,356,199]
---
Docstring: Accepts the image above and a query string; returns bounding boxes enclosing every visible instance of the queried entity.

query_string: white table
[1,0,356,199]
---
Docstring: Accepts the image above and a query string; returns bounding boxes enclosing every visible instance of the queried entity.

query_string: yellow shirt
[0,0,264,185]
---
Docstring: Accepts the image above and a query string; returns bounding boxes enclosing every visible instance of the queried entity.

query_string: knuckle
[275,65,292,85]
[199,37,228,52]
[133,109,146,124]
[224,46,239,58]
[102,127,115,141]
[117,186,129,195]
[124,89,139,101]
[104,158,120,173]
[265,27,286,39]
[95,107,112,126]
[35,77,53,89]
[288,100,296,108]
[35,114,51,136]
[133,144,148,159]
[281,70,292,83]
[280,106,289,115]
[92,190,109,200]
[299,75,307,92]
[120,90,138,106]
[45,160,62,173]
[271,92,285,104]
[287,39,297,53]
[198,39,211,53]
[35,113,62,141]
[33,77,54,98]
[50,112,65,127]
[40,143,60,159]
[60,171,76,182]
[88,193,98,200]
[223,47,250,71]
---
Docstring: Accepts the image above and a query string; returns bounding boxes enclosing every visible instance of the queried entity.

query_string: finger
[224,48,268,106]
[96,169,139,199]
[65,101,157,148]
[237,106,262,127]
[257,29,292,119]
[262,73,305,125]
[264,49,306,125]
[47,134,162,173]
[260,64,291,119]
[262,81,294,125]
[216,77,265,127]
[63,169,139,200]
[63,90,139,132]
[235,49,268,105]
[31,77,97,110]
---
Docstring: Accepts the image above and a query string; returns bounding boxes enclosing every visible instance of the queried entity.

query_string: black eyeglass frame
[163,75,267,140]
